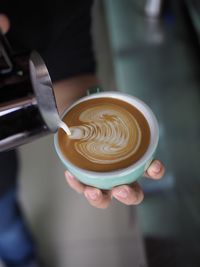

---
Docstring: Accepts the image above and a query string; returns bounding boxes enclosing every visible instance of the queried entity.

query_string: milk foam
[59,121,71,135]
[69,105,142,164]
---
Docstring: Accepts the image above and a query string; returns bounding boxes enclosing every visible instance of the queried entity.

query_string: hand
[0,14,10,33]
[65,160,165,209]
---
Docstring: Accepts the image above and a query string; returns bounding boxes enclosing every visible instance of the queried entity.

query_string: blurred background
[12,0,200,266]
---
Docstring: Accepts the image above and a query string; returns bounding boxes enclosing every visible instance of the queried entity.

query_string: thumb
[0,14,10,34]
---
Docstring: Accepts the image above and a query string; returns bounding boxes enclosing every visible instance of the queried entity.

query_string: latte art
[58,97,150,172]
[69,105,142,164]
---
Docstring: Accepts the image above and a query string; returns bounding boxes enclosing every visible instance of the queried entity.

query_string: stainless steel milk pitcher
[0,31,60,151]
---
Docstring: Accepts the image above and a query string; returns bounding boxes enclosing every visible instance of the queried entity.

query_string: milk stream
[59,120,71,136]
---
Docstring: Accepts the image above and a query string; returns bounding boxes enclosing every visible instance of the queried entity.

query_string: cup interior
[54,91,159,177]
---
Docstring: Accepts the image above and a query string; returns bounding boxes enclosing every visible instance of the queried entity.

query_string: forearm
[53,74,99,114]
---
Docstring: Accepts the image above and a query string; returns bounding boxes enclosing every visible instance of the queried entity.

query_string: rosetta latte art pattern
[69,104,142,164]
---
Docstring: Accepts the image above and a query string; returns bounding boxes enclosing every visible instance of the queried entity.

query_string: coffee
[58,97,150,172]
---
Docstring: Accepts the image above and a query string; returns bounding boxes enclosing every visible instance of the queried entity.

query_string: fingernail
[153,161,161,173]
[115,188,128,199]
[85,191,100,201]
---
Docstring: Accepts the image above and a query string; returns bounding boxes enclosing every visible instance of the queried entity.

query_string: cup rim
[54,91,159,177]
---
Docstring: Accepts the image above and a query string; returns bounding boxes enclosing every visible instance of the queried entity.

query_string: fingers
[65,159,166,209]
[65,170,142,208]
[65,171,111,209]
[0,14,10,34]
[65,171,85,194]
[112,182,144,205]
[144,160,165,179]
[84,187,111,209]
[111,160,165,206]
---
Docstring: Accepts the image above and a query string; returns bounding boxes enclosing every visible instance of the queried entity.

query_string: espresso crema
[58,97,150,172]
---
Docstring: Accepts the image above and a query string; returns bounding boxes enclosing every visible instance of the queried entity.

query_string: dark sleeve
[1,0,96,83]
[41,0,96,82]
[0,150,18,197]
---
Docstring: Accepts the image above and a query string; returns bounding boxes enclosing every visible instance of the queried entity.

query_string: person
[0,1,165,266]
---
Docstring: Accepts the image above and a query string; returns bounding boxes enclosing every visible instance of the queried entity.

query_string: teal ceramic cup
[54,91,159,190]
